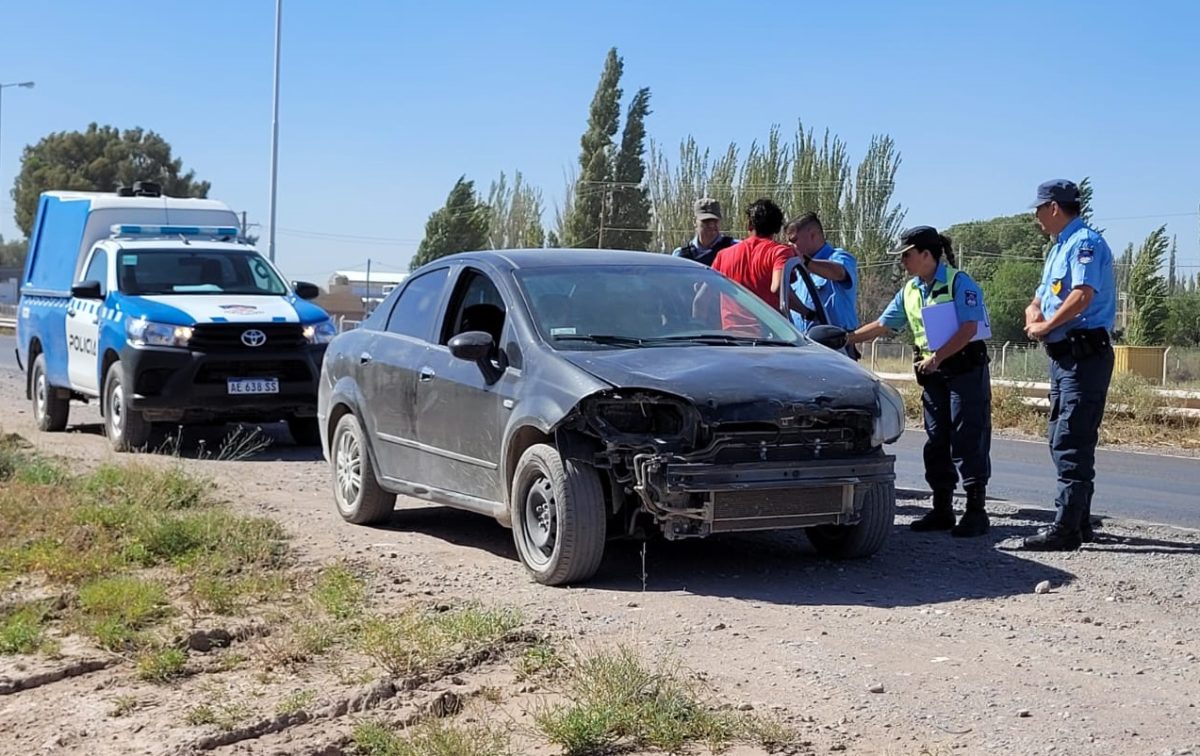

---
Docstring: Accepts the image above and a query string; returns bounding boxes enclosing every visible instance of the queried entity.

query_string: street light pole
[0,81,35,238]
[267,0,282,263]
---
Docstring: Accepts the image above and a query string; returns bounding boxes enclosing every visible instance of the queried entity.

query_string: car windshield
[117,249,288,296]
[516,264,806,349]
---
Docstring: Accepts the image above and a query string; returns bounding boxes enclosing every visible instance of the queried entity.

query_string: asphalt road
[893,425,1199,530]
[1,333,1196,529]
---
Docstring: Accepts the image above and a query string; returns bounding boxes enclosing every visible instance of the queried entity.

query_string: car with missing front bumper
[318,249,905,585]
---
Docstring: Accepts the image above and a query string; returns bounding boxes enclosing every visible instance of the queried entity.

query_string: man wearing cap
[1020,179,1116,552]
[847,226,993,537]
[672,198,739,266]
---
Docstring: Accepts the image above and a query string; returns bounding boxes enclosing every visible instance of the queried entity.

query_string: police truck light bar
[110,224,240,238]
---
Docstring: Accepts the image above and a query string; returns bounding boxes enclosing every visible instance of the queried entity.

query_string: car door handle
[419,367,435,382]
[359,351,373,365]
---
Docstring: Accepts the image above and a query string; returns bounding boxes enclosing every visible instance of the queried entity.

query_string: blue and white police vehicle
[16,183,335,450]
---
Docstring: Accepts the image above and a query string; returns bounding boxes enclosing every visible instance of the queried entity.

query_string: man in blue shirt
[1020,179,1116,551]
[785,213,860,359]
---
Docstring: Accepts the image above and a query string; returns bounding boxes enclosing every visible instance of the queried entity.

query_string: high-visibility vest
[902,266,961,355]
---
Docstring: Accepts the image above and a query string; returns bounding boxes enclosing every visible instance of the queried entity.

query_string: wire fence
[864,340,1200,389]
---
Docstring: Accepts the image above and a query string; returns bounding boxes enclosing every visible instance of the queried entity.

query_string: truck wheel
[331,413,395,524]
[805,481,895,559]
[287,415,321,446]
[104,362,151,452]
[510,444,606,586]
[31,354,70,432]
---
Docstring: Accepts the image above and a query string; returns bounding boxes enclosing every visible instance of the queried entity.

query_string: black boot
[952,486,989,538]
[1021,523,1082,551]
[911,489,956,532]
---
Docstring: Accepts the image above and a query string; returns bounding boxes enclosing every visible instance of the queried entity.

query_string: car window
[440,268,507,346]
[517,265,805,349]
[386,267,449,339]
[82,249,108,296]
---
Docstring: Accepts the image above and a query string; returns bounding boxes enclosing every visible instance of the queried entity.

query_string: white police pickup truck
[16,183,336,451]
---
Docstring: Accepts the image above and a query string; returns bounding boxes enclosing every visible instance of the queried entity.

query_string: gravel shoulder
[1,369,1198,756]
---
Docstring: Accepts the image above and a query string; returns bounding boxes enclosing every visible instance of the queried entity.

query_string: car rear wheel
[104,362,151,452]
[805,481,895,559]
[31,354,69,432]
[331,413,395,524]
[510,443,606,586]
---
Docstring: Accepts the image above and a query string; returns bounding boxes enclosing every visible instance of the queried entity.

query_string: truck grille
[190,323,306,350]
[194,360,312,384]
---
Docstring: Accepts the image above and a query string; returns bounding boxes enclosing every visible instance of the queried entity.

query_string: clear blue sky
[2,0,1197,285]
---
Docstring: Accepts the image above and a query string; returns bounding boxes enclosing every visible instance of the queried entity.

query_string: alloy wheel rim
[335,428,362,508]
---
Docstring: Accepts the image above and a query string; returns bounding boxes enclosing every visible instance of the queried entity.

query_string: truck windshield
[117,250,288,296]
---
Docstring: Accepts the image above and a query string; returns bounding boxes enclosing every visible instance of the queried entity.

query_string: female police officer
[847,226,993,537]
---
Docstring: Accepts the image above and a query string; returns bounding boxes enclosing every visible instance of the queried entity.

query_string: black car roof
[419,248,704,272]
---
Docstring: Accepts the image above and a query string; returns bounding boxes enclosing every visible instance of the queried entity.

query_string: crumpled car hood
[561,345,881,422]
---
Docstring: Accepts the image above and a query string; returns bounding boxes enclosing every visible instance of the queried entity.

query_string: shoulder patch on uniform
[965,290,978,307]
[1077,243,1094,264]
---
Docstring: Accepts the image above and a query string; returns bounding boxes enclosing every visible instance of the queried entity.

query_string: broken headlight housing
[871,381,905,446]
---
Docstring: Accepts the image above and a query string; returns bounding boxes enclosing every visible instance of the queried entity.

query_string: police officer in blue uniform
[1021,179,1116,551]
[848,226,993,537]
[785,213,862,360]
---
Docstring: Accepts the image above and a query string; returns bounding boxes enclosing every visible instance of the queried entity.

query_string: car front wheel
[805,481,895,559]
[331,413,395,525]
[510,443,606,586]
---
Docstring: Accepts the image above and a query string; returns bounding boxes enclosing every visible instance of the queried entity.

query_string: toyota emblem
[241,329,267,347]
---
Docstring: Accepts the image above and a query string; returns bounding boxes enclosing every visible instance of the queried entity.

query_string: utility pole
[241,211,248,238]
[267,0,282,263]
[365,259,371,315]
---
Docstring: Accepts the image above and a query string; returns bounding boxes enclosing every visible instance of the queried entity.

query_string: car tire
[287,415,321,446]
[331,413,395,525]
[510,443,606,586]
[805,481,895,559]
[31,354,69,432]
[104,362,151,452]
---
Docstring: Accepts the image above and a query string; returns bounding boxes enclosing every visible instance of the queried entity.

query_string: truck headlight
[303,319,337,344]
[127,318,193,348]
[871,381,905,446]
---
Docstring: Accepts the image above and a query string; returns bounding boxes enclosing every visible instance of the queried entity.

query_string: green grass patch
[184,700,253,731]
[76,576,169,650]
[359,605,522,677]
[276,689,316,715]
[136,645,188,682]
[534,646,797,755]
[516,641,563,680]
[0,601,55,655]
[351,718,511,756]
[314,563,367,620]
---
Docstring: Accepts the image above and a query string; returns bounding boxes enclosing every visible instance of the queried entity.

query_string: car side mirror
[449,331,503,384]
[71,280,103,300]
[293,281,320,300]
[808,324,848,351]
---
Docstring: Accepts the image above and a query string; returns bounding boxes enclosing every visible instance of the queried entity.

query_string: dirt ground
[1,370,1199,756]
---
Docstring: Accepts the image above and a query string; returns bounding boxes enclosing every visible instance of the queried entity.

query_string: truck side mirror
[293,281,320,300]
[71,280,103,300]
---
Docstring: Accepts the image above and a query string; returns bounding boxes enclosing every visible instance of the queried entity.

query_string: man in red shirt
[696,198,807,331]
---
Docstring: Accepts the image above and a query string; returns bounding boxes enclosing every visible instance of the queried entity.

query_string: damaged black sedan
[317,250,905,585]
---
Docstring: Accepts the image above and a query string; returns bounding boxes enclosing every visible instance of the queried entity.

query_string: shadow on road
[362,499,1076,608]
